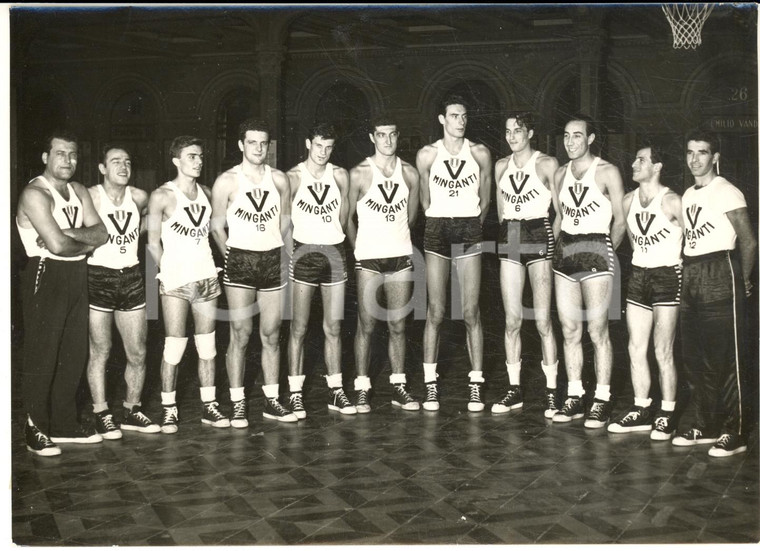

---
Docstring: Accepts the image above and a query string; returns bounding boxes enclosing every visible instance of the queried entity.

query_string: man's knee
[230,323,253,347]
[323,320,341,340]
[163,336,188,365]
[534,317,553,339]
[387,318,406,338]
[426,303,446,327]
[194,331,217,360]
[587,320,610,345]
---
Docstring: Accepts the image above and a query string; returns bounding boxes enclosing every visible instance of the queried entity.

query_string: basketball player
[491,112,561,417]
[346,114,421,413]
[673,131,756,457]
[416,94,492,412]
[147,136,230,434]
[551,115,626,428]
[17,131,108,455]
[87,145,159,439]
[286,123,355,417]
[607,145,682,440]
[211,119,297,427]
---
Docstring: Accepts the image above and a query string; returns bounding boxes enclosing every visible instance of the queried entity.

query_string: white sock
[542,361,559,389]
[661,400,676,412]
[200,386,216,403]
[161,391,176,405]
[595,384,611,402]
[262,384,279,399]
[230,387,245,402]
[506,361,521,386]
[325,373,343,389]
[468,370,485,383]
[568,380,584,397]
[423,363,438,383]
[634,396,652,408]
[354,376,371,391]
[389,373,406,385]
[289,375,305,392]
[93,402,108,414]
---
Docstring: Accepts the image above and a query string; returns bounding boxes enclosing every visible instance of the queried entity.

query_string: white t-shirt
[682,176,747,256]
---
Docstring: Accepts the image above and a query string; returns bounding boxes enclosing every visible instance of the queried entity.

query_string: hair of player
[439,94,469,117]
[369,113,397,133]
[307,122,338,141]
[170,136,204,159]
[566,113,598,139]
[685,129,721,155]
[100,143,131,165]
[43,130,79,154]
[505,111,535,133]
[238,118,271,142]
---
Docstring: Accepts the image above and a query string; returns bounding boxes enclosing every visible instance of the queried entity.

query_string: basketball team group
[16,94,756,461]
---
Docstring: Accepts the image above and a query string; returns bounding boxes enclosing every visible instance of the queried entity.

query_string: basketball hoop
[662,3,715,50]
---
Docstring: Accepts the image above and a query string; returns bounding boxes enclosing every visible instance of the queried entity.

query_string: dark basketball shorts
[160,275,221,303]
[498,217,554,266]
[552,232,615,282]
[289,241,347,287]
[223,246,286,292]
[626,264,682,310]
[88,263,145,312]
[355,255,413,275]
[424,216,482,259]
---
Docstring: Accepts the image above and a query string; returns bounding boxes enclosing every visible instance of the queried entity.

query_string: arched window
[438,81,501,156]
[216,87,258,173]
[313,82,370,170]
[108,90,158,191]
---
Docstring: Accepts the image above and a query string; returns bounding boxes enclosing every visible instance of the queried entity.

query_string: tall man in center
[211,119,297,427]
[552,115,626,428]
[416,95,492,412]
[287,123,355,417]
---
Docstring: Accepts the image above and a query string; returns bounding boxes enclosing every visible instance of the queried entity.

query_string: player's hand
[745,278,753,298]
[35,236,47,249]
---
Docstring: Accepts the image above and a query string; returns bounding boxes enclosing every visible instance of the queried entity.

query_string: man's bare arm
[403,162,420,229]
[726,207,757,294]
[473,144,492,225]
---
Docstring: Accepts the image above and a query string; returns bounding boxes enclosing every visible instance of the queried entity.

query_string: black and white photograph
[7,3,759,545]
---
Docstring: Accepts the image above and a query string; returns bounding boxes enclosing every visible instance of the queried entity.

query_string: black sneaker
[161,404,180,434]
[356,389,371,414]
[584,399,612,429]
[328,387,357,415]
[491,385,523,414]
[230,399,249,429]
[544,388,559,419]
[94,409,123,440]
[392,384,420,411]
[708,433,748,457]
[289,391,306,420]
[263,397,298,423]
[650,410,676,441]
[202,401,231,428]
[607,405,652,434]
[50,425,103,444]
[121,406,160,434]
[422,381,440,411]
[672,428,718,447]
[468,382,485,412]
[25,422,61,457]
[553,396,584,423]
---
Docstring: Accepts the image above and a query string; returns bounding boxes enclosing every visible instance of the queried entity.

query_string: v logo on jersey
[62,205,79,228]
[635,212,655,235]
[379,181,399,204]
[569,182,588,208]
[246,189,270,212]
[686,204,702,229]
[108,211,133,236]
[308,183,330,206]
[509,172,529,194]
[444,159,466,180]
[184,204,206,227]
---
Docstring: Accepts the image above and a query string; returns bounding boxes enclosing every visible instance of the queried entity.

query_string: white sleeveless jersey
[158,181,218,291]
[558,157,612,235]
[291,162,345,245]
[682,176,747,257]
[627,187,683,268]
[354,157,412,261]
[17,176,85,261]
[88,185,141,269]
[498,150,552,221]
[425,139,481,218]
[226,164,283,252]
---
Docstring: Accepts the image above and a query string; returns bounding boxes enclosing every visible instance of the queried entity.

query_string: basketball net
[662,4,715,49]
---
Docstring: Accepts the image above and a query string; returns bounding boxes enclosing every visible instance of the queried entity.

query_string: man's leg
[159,294,189,434]
[529,259,559,417]
[422,252,450,411]
[649,304,679,440]
[192,297,229,428]
[322,282,355,414]
[553,274,586,423]
[287,281,316,418]
[493,260,526,413]
[456,254,485,412]
[258,288,296,423]
[224,286,256,427]
[581,274,614,429]
[385,270,418,410]
[354,269,379,412]
[87,308,123,440]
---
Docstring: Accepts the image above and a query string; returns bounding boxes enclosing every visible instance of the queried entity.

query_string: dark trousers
[21,257,89,435]
[680,250,750,437]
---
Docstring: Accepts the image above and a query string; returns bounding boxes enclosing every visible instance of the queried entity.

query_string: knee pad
[194,331,217,360]
[163,336,188,365]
